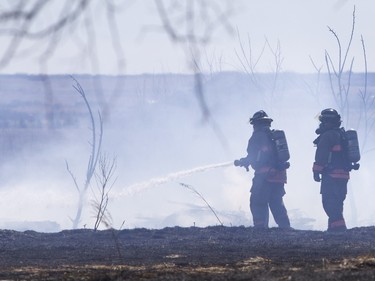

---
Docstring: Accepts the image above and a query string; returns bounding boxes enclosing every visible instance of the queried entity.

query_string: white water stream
[116,161,233,197]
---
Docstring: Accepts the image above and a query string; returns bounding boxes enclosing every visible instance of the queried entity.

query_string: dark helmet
[249,110,273,125]
[319,108,341,125]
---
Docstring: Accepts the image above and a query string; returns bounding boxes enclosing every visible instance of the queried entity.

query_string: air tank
[272,129,290,163]
[345,129,360,163]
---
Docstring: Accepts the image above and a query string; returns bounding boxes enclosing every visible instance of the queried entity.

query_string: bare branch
[327,26,342,73]
[153,0,233,149]
[65,160,80,193]
[180,182,223,226]
[266,38,283,97]
[92,154,117,231]
[234,27,267,88]
[71,76,103,189]
[309,55,323,73]
[324,7,357,126]
[235,30,282,109]
[0,0,89,68]
[69,76,104,229]
[341,6,356,74]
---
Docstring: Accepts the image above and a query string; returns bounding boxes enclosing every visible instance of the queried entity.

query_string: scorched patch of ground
[1,226,375,280]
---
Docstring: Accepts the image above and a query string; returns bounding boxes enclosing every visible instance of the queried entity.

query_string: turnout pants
[250,176,290,228]
[321,175,348,231]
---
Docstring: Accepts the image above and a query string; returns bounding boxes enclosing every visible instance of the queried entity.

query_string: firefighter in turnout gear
[234,110,291,229]
[313,108,357,232]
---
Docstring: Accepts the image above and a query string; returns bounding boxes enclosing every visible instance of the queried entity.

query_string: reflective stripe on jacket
[313,128,349,180]
[246,126,287,184]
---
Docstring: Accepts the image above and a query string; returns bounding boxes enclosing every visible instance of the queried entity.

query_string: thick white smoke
[0,73,373,232]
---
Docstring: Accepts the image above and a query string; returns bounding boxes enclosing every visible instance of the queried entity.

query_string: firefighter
[234,110,291,229]
[313,108,349,232]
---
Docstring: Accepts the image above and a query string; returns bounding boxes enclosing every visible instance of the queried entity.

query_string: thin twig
[180,182,223,226]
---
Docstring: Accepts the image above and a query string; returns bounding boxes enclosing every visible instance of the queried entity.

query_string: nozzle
[351,163,360,171]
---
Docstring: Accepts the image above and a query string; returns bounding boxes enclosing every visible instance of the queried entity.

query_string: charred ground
[1,226,375,280]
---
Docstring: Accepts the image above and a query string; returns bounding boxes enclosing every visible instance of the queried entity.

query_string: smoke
[0,73,374,232]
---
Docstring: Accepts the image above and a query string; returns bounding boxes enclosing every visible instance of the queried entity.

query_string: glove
[276,162,290,170]
[234,158,249,171]
[313,172,321,182]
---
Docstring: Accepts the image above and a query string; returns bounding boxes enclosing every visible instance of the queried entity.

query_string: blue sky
[0,0,373,75]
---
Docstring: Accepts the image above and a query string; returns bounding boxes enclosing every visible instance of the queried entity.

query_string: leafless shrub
[320,6,374,154]
[66,76,103,229]
[305,55,323,105]
[357,36,375,153]
[203,48,224,79]
[324,6,356,126]
[91,154,117,231]
[234,29,283,109]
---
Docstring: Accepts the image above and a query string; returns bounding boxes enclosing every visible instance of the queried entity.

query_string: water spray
[116,161,233,197]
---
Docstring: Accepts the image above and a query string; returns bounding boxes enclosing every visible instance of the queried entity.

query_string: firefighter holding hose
[234,110,291,229]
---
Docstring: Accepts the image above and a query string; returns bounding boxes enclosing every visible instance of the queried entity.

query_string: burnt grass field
[1,226,375,280]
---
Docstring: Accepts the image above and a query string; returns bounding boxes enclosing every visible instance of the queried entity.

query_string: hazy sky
[0,0,374,74]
